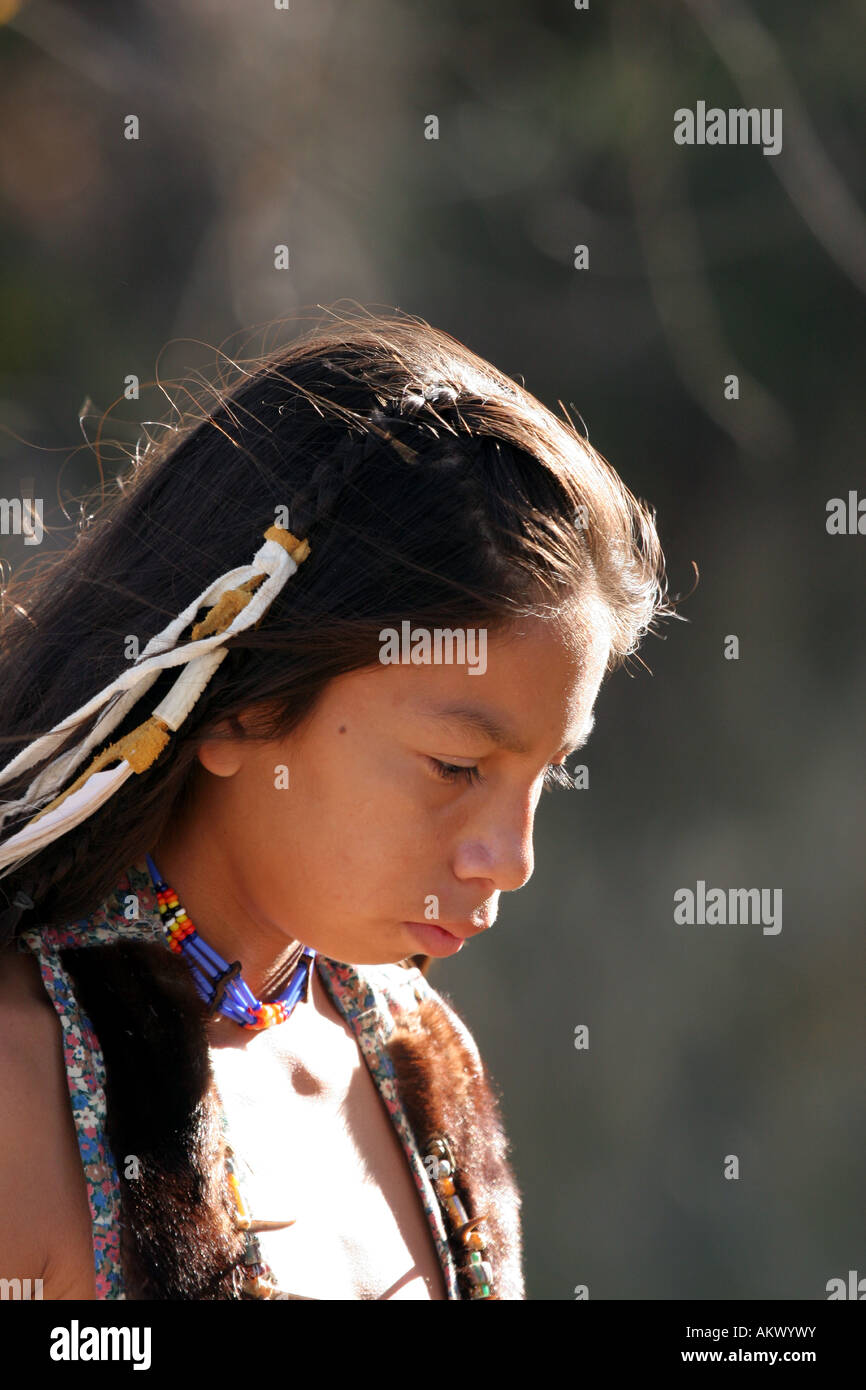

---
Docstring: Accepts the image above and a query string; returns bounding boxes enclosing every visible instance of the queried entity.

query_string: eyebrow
[412,700,595,757]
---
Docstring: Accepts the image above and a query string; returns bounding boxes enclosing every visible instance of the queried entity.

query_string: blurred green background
[1,0,863,1299]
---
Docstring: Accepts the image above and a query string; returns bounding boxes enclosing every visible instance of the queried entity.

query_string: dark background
[1,0,863,1299]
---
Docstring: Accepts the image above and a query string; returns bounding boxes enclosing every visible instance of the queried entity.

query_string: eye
[428,758,485,786]
[427,758,575,791]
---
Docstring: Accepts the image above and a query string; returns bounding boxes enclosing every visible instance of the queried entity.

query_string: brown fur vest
[62,940,524,1300]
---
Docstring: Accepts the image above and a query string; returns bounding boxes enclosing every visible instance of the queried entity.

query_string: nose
[451,783,537,893]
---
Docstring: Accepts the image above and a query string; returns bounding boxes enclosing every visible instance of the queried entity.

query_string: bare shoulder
[0,943,97,1298]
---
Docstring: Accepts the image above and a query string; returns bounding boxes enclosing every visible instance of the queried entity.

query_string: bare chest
[207,1006,447,1301]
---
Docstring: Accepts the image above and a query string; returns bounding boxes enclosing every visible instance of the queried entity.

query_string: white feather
[0,537,299,834]
[0,763,134,875]
[0,536,295,794]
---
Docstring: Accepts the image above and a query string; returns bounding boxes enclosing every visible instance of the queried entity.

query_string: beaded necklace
[144,852,316,1029]
[144,852,318,1297]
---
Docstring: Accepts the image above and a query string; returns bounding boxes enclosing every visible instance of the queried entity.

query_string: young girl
[0,310,675,1300]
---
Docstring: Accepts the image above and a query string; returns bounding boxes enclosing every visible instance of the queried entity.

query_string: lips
[405,921,489,940]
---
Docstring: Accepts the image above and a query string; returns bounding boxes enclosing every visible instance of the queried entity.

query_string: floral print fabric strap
[16,921,161,1300]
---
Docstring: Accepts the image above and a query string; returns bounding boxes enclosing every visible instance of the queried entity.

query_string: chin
[330,947,411,967]
[308,931,416,968]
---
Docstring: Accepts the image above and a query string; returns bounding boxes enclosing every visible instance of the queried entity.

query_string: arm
[0,946,97,1299]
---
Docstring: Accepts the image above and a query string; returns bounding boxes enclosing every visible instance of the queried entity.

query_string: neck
[140,836,305,1013]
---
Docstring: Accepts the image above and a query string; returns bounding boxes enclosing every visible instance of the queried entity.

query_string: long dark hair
[0,308,680,937]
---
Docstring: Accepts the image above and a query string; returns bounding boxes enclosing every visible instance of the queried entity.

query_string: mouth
[403,917,492,961]
[402,920,483,957]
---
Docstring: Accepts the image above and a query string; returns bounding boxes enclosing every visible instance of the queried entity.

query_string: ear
[195,716,246,778]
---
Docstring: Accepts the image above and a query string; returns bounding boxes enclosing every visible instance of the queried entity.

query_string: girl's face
[155,607,612,968]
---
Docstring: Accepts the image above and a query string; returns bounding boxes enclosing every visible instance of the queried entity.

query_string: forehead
[343,605,613,757]
[447,610,611,748]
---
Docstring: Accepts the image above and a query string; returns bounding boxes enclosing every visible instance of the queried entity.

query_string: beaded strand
[224,1144,298,1299]
[424,1134,497,1299]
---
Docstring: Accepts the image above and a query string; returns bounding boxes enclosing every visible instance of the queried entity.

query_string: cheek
[249,733,443,886]
[242,764,292,837]
[318,763,439,885]
[313,732,428,826]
